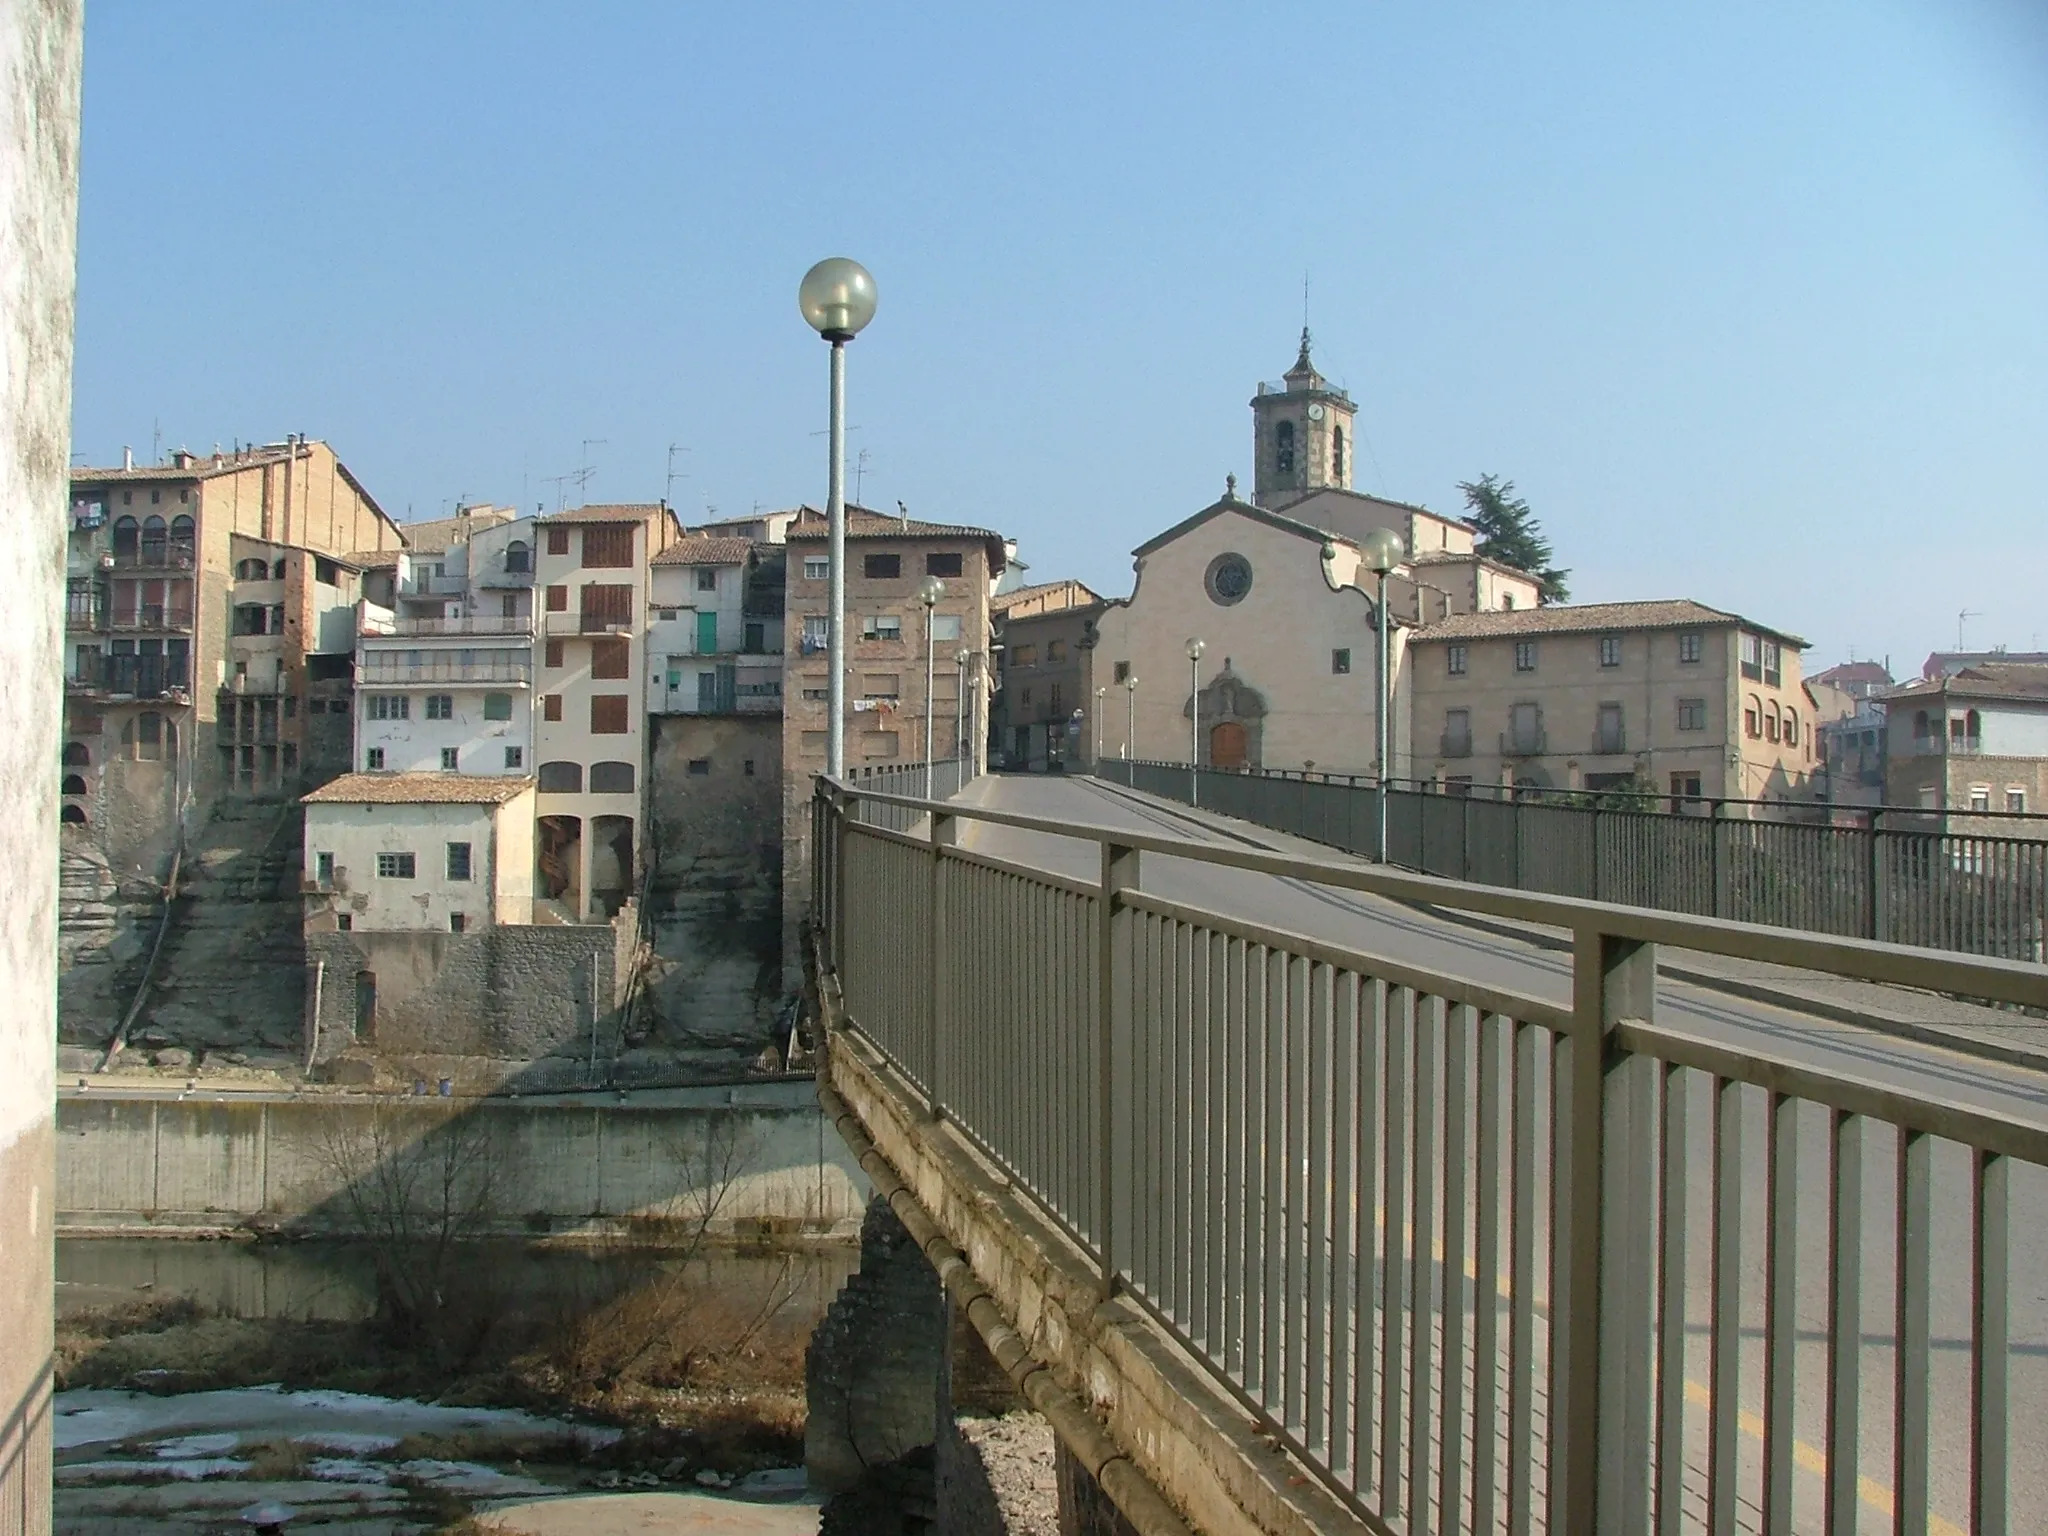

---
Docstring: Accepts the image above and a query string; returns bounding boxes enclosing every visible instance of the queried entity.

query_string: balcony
[1591,727,1627,754]
[1500,729,1547,757]
[1440,732,1473,759]
[224,673,291,696]
[1906,735,1983,756]
[109,545,196,574]
[358,656,534,687]
[371,614,533,637]
[70,656,192,700]
[544,610,634,637]
[66,596,105,631]
[107,605,195,633]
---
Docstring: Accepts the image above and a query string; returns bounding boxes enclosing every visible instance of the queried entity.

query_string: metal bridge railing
[1097,759,2048,962]
[813,778,2047,1536]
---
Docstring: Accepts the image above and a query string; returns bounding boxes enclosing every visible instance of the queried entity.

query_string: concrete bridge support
[0,4,82,1532]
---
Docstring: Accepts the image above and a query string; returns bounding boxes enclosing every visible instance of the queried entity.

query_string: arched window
[140,515,167,564]
[1913,709,1930,740]
[61,773,87,796]
[1784,710,1798,747]
[168,514,195,563]
[120,711,167,761]
[1966,708,1982,744]
[1764,703,1779,743]
[235,557,268,580]
[505,540,531,574]
[590,761,635,794]
[112,515,139,561]
[537,761,583,793]
[60,804,86,825]
[1500,593,1515,610]
[1332,425,1345,483]
[272,559,287,579]
[1275,419,1295,476]
[62,741,89,767]
[1745,696,1762,739]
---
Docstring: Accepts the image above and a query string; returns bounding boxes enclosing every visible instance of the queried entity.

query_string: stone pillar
[0,4,82,1531]
[1056,1442,1141,1536]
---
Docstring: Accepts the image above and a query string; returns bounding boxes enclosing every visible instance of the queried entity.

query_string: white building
[645,536,783,716]
[302,773,536,932]
[353,515,537,778]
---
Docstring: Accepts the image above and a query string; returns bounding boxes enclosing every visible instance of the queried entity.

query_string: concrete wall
[645,714,786,1056]
[1,6,81,1530]
[305,913,632,1062]
[55,1085,864,1238]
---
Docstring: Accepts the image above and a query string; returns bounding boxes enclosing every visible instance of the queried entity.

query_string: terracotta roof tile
[651,536,756,566]
[1412,599,1807,648]
[991,578,1104,613]
[783,505,1003,543]
[303,773,535,806]
[541,502,669,524]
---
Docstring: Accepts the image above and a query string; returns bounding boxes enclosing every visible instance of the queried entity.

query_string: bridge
[806,771,2048,1535]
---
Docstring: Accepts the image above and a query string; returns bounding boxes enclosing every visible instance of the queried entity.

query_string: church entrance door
[1210,721,1248,769]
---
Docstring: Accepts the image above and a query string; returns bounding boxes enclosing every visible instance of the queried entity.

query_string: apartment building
[219,536,363,794]
[645,537,783,717]
[990,580,1105,771]
[531,503,683,920]
[1407,600,1814,805]
[63,440,404,872]
[779,506,1006,974]
[1880,664,2048,829]
[1810,660,1893,807]
[302,773,536,934]
[353,515,538,779]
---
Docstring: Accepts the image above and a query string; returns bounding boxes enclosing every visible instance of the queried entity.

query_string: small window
[447,842,472,880]
[337,912,352,931]
[505,540,531,573]
[1447,644,1467,676]
[863,553,901,579]
[1744,698,1762,738]
[483,692,512,721]
[861,673,901,699]
[537,761,582,792]
[591,638,630,679]
[1676,697,1706,732]
[1113,661,1130,684]
[1020,687,1032,707]
[1783,711,1798,747]
[58,802,85,825]
[927,552,963,577]
[591,760,635,793]
[543,694,562,722]
[2007,789,2026,814]
[695,568,718,592]
[544,638,564,668]
[1048,640,1067,664]
[316,852,334,884]
[376,851,417,879]
[546,527,571,556]
[449,913,467,934]
[743,758,756,776]
[590,694,630,733]
[366,747,385,770]
[1679,632,1704,664]
[688,758,711,776]
[1011,644,1037,668]
[425,695,453,720]
[1765,707,1779,744]
[61,773,87,796]
[1331,648,1351,675]
[1513,641,1536,673]
[1969,786,1992,813]
[545,584,568,612]
[861,614,903,641]
[505,745,523,769]
[1598,635,1621,668]
[931,613,961,642]
[803,556,829,581]
[441,746,459,770]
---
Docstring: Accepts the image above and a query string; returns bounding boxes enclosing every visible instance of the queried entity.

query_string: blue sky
[72,1,2048,675]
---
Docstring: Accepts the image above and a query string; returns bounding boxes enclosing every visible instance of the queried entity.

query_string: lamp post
[955,648,970,770]
[1093,686,1106,772]
[1186,638,1205,807]
[798,258,878,782]
[1125,674,1137,763]
[918,575,945,800]
[1359,527,1407,861]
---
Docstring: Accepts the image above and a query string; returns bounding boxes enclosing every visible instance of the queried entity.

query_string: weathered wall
[644,714,785,1059]
[1,6,81,1531]
[55,1084,864,1237]
[305,914,632,1063]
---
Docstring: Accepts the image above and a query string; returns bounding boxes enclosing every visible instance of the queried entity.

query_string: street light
[1124,674,1137,765]
[955,648,971,772]
[918,575,945,800]
[1359,526,1406,861]
[1093,686,1106,773]
[1186,638,1206,807]
[798,257,878,783]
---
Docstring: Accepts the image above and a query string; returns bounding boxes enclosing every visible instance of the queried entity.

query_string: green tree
[1458,473,1571,604]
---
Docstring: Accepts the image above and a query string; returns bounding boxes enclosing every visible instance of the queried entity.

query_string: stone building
[1878,664,2048,829]
[302,772,536,933]
[531,502,684,920]
[779,506,1007,978]
[1406,599,1816,805]
[990,580,1105,772]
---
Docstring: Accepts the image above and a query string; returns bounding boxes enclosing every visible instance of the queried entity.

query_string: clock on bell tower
[1248,328,1356,507]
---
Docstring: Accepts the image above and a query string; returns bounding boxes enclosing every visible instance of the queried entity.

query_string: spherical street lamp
[1186,639,1206,807]
[1124,674,1138,765]
[798,258,879,784]
[918,576,945,800]
[955,648,972,772]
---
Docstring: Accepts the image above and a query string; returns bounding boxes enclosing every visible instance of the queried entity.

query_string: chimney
[122,446,133,471]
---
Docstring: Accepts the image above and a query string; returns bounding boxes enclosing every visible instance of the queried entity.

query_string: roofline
[1131,496,1355,560]
[1406,604,1809,649]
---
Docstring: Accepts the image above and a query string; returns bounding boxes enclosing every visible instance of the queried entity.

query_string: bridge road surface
[918,774,2048,1534]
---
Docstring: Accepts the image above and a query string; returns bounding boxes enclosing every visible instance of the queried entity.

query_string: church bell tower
[1249,329,1356,506]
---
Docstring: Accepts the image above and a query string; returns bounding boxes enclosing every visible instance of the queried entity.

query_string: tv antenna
[666,443,690,506]
[1958,608,1981,650]
[855,447,873,504]
[541,472,578,512]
